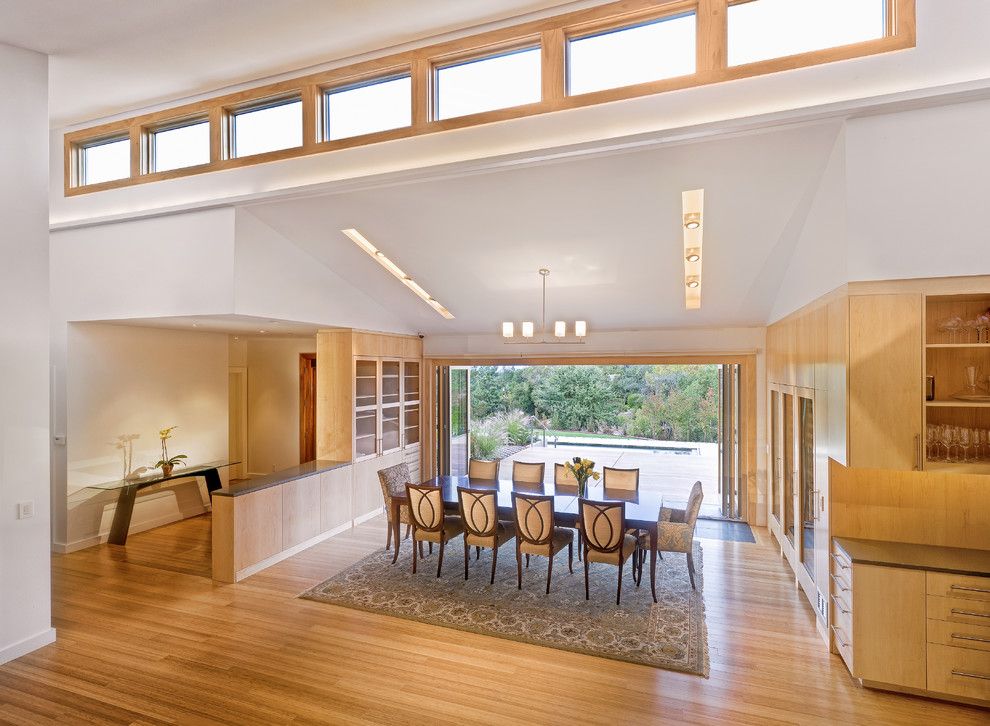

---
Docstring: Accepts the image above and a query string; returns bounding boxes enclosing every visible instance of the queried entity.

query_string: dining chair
[512,460,545,484]
[511,492,573,594]
[602,466,647,544]
[457,486,515,584]
[406,483,464,578]
[640,481,704,589]
[553,462,578,486]
[580,498,639,605]
[377,463,412,551]
[468,458,500,480]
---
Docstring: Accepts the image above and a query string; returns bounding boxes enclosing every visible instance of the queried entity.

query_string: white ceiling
[99,314,319,338]
[244,120,842,336]
[0,0,587,126]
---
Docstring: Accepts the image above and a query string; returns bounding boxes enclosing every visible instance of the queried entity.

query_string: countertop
[833,537,990,578]
[214,459,350,497]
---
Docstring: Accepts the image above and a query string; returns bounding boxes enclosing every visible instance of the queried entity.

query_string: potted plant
[154,425,187,477]
[563,456,600,497]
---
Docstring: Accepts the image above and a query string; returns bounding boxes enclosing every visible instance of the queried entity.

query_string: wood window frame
[64,0,914,196]
[319,66,414,146]
[142,113,212,176]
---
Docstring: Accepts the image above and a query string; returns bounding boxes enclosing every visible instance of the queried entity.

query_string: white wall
[60,324,228,551]
[243,336,316,475]
[0,42,54,663]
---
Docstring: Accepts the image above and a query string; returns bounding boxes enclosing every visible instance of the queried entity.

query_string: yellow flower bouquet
[564,456,600,497]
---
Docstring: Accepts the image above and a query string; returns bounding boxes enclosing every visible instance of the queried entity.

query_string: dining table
[389,475,665,603]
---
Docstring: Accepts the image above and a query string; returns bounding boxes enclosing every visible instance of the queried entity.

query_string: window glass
[81,137,129,185]
[568,13,696,95]
[326,76,411,141]
[436,47,541,120]
[232,99,302,157]
[152,120,210,172]
[728,0,886,66]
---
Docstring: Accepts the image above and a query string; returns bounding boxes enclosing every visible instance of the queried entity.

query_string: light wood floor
[1,516,986,725]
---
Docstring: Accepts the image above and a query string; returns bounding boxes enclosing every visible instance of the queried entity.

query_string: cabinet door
[380,359,402,454]
[354,358,379,459]
[848,294,923,470]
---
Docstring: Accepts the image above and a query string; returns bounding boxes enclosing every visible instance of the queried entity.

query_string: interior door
[299,354,316,463]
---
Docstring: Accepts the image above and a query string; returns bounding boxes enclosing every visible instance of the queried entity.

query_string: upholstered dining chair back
[458,487,499,538]
[512,460,545,483]
[580,499,626,553]
[685,481,704,528]
[406,483,445,532]
[378,462,412,502]
[553,463,578,486]
[602,466,639,491]
[468,458,499,480]
[512,492,555,545]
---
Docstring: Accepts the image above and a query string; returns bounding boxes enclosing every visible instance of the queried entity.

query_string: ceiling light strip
[682,189,704,310]
[341,228,454,320]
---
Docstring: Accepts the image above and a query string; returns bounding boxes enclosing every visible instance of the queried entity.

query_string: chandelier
[501,268,587,343]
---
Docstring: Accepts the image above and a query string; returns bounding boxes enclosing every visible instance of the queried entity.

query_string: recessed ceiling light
[685,247,701,263]
[683,212,701,230]
[342,228,453,320]
[686,276,700,289]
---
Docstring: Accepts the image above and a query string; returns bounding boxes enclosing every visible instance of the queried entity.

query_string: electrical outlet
[17,501,34,520]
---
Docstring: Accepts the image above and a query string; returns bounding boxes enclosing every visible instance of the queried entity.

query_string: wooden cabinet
[848,293,923,470]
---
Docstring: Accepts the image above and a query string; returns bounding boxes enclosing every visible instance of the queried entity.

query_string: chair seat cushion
[465,521,515,548]
[586,533,638,565]
[519,526,572,556]
[414,515,464,543]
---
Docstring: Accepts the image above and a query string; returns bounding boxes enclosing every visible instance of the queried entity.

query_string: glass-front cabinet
[354,359,379,458]
[403,361,420,446]
[352,356,421,460]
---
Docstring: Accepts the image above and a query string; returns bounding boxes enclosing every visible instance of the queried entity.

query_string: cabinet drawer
[926,643,990,702]
[928,619,990,653]
[831,544,852,572]
[928,572,990,601]
[832,624,854,673]
[831,593,853,636]
[831,570,853,599]
[928,594,990,625]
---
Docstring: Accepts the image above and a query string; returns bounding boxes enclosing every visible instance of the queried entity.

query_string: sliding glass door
[718,363,744,519]
[436,366,470,477]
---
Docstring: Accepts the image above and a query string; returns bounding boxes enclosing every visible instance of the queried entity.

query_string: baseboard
[54,507,208,554]
[0,628,56,665]
[353,507,384,526]
[231,521,354,582]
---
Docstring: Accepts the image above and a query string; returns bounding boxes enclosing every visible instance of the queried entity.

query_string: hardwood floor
[0,515,986,725]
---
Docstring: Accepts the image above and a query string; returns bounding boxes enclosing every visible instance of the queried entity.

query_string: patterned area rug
[300,537,709,676]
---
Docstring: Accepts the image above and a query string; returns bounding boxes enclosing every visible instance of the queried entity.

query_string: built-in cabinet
[317,329,423,522]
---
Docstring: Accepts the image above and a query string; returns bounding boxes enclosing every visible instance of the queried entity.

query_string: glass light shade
[521,321,535,338]
[575,320,587,337]
[554,321,566,337]
[501,322,514,338]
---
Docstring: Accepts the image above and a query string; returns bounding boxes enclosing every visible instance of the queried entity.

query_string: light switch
[17,501,34,520]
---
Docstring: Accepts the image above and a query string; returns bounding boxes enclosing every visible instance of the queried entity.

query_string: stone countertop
[214,460,350,497]
[833,537,990,578]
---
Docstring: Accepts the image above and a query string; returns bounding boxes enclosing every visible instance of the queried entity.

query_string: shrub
[502,410,532,446]
[470,416,506,459]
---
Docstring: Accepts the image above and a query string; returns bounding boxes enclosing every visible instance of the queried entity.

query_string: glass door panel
[403,361,420,447]
[449,367,469,476]
[381,360,401,406]
[783,392,795,545]
[355,358,380,458]
[798,394,815,578]
[718,364,743,519]
[355,359,378,408]
[355,409,378,457]
[382,406,401,452]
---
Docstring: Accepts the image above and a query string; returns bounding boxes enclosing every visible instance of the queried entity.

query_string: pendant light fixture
[501,268,587,343]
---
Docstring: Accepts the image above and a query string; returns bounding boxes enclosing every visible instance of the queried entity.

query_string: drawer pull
[951,609,990,619]
[830,553,850,571]
[951,669,990,681]
[951,632,990,644]
[950,584,990,595]
[830,624,850,649]
[830,574,850,592]
[830,595,850,615]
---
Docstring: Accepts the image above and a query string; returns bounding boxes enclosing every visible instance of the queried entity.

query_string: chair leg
[687,550,696,590]
[546,550,554,595]
[404,524,410,540]
[463,538,470,580]
[476,546,480,560]
[516,545,523,590]
[584,556,590,600]
[386,521,392,551]
[567,540,574,574]
[525,554,530,569]
[428,542,433,555]
[617,559,623,606]
[412,536,418,574]
[418,541,425,558]
[436,539,445,578]
[490,543,498,585]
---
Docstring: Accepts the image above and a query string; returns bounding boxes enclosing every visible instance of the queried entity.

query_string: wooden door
[228,367,248,479]
[848,293,923,470]
[299,354,317,463]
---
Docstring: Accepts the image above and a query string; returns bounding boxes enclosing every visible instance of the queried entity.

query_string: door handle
[913,433,922,470]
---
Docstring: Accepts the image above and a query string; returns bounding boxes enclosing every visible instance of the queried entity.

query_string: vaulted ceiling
[244,120,842,335]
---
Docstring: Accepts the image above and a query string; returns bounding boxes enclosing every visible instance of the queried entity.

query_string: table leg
[650,527,658,603]
[390,499,402,564]
[202,468,223,496]
[108,484,139,545]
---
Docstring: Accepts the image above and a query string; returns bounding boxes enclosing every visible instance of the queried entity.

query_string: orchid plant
[154,425,187,474]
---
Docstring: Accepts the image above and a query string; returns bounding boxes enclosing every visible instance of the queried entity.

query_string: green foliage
[468,364,720,443]
[470,415,506,459]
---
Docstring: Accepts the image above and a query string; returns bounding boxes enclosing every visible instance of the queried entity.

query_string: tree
[529,366,621,431]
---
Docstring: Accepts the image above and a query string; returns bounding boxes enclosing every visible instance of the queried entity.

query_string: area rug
[300,537,709,676]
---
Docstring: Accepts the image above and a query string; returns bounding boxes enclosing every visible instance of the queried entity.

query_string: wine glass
[939,316,963,343]
[926,424,937,461]
[960,427,972,463]
[940,425,955,462]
